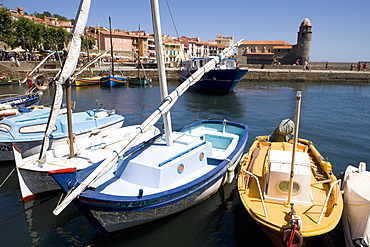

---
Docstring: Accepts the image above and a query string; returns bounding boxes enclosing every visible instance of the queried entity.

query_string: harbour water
[0,80,369,246]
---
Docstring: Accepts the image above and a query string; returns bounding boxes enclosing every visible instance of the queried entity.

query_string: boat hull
[15,125,161,201]
[237,136,343,247]
[74,77,101,86]
[0,109,125,161]
[100,75,126,87]
[128,77,150,85]
[83,168,228,234]
[179,68,248,94]
[51,120,248,235]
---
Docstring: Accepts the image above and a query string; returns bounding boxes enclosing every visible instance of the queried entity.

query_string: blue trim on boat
[158,141,206,167]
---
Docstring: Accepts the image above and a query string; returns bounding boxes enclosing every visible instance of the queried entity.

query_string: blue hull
[100,75,126,87]
[180,68,248,94]
[0,94,41,108]
[0,108,125,161]
[50,120,248,235]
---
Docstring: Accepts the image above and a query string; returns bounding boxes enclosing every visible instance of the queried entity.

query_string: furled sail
[38,0,91,160]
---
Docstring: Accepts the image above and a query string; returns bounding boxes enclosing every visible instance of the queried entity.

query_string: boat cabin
[264,149,312,206]
[180,57,238,71]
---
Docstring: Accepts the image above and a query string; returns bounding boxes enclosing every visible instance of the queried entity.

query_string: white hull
[1,120,123,161]
[89,171,227,233]
[15,125,160,201]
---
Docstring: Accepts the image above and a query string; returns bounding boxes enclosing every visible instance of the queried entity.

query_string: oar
[52,38,244,216]
[287,91,302,205]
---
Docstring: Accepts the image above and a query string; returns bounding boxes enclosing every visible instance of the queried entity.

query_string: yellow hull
[74,76,101,86]
[237,136,343,246]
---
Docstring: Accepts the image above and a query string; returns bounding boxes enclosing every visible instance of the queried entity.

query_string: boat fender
[227,167,235,184]
[34,75,49,91]
[281,228,303,247]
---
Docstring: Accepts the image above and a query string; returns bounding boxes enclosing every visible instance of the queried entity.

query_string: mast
[109,17,114,76]
[38,0,91,160]
[137,25,141,79]
[151,0,173,146]
[287,91,302,205]
[52,23,242,216]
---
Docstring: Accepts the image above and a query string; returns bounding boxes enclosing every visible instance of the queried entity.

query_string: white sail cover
[343,163,370,247]
[39,0,91,160]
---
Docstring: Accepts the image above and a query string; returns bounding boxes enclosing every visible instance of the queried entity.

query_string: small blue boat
[179,57,248,94]
[100,75,126,87]
[0,108,124,161]
[50,119,248,235]
[0,93,42,109]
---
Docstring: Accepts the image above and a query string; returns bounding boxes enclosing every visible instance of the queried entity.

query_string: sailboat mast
[287,91,302,205]
[150,0,173,146]
[109,17,114,76]
[137,25,141,79]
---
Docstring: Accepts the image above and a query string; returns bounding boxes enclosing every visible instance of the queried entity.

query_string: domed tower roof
[300,18,312,27]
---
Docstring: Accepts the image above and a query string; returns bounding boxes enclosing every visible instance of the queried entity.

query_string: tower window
[302,33,305,37]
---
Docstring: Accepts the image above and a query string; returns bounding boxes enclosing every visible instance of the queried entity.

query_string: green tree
[0,8,13,44]
[43,27,69,50]
[81,36,96,51]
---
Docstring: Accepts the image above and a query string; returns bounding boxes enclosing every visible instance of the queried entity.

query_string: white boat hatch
[115,136,213,189]
[265,150,312,206]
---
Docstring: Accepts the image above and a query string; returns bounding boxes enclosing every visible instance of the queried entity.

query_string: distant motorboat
[0,108,124,161]
[179,57,248,94]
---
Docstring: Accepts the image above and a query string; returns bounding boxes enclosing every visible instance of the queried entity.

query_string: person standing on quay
[363,62,367,71]
[350,63,354,71]
[357,62,361,72]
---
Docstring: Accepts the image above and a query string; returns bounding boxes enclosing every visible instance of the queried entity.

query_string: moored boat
[1,108,124,161]
[74,76,102,86]
[48,0,246,236]
[341,162,370,247]
[237,93,343,247]
[100,17,126,87]
[179,57,248,94]
[100,75,126,87]
[50,119,248,235]
[14,124,160,202]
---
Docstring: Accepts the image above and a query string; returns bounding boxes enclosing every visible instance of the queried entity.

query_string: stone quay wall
[1,61,370,83]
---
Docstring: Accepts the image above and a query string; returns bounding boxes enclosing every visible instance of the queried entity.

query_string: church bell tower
[296,18,312,64]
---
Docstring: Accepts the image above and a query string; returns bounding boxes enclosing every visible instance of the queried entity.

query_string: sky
[4,0,370,62]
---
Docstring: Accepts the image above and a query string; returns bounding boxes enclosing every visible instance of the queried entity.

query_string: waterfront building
[6,6,73,32]
[238,18,312,65]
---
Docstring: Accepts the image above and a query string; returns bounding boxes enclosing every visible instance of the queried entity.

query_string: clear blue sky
[5,0,370,62]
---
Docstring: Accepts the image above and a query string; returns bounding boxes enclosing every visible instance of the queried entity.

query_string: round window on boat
[278,180,301,195]
[199,152,205,161]
[177,164,184,174]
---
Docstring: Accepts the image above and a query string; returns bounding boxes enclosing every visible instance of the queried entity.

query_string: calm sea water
[0,80,369,246]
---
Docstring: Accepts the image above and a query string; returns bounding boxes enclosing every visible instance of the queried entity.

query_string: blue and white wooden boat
[100,17,126,88]
[48,0,246,235]
[179,57,248,94]
[0,92,42,110]
[100,75,126,87]
[0,108,124,161]
[50,119,248,235]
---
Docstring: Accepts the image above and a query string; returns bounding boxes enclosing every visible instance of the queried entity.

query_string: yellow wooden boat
[74,76,101,86]
[237,92,343,247]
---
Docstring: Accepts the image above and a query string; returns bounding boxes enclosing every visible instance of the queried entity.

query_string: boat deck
[238,138,343,238]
